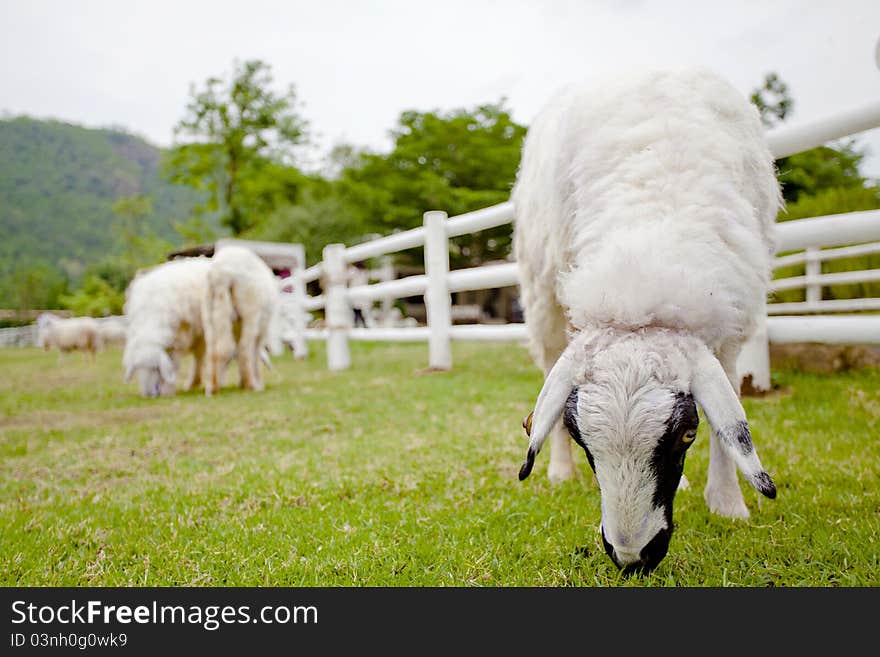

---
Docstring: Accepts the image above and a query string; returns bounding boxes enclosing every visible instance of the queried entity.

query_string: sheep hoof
[547,462,578,484]
[704,487,750,519]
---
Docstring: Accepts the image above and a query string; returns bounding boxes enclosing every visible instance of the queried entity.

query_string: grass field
[1,342,878,587]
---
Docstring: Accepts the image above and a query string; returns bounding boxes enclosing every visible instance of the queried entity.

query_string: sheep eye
[682,429,697,444]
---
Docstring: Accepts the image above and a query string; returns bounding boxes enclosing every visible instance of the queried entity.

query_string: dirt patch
[414,366,451,375]
[769,343,880,374]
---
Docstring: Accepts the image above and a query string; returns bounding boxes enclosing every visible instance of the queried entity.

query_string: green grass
[1,342,878,586]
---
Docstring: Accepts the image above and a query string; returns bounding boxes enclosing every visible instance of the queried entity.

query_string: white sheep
[98,317,128,347]
[512,69,781,573]
[202,245,282,396]
[36,313,102,360]
[122,257,212,398]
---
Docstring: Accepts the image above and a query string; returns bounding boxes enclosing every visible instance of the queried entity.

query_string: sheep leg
[205,311,235,397]
[235,343,253,390]
[251,342,264,390]
[208,346,232,396]
[704,342,750,519]
[237,318,263,391]
[186,342,205,391]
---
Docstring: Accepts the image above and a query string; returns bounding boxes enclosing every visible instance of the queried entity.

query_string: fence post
[379,255,395,327]
[736,302,771,394]
[323,243,351,371]
[288,243,309,360]
[424,210,452,370]
[805,247,821,307]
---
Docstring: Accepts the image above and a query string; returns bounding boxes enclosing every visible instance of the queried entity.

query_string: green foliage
[751,73,880,305]
[0,263,68,310]
[246,177,370,267]
[55,192,176,316]
[750,72,793,127]
[173,215,220,247]
[165,59,309,234]
[249,101,525,267]
[335,101,526,267]
[777,142,872,205]
[781,180,880,222]
[773,183,880,303]
[58,273,126,316]
[0,117,216,309]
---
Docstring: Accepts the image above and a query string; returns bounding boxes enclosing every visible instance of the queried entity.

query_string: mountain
[0,116,217,295]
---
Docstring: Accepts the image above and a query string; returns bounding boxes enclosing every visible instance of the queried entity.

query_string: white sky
[2,0,880,175]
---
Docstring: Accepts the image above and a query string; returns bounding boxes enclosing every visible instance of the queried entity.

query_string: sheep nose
[601,526,672,575]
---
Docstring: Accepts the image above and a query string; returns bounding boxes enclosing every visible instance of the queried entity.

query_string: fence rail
[290,96,880,382]
[6,97,880,386]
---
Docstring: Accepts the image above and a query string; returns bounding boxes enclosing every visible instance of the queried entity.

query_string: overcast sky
[2,0,880,175]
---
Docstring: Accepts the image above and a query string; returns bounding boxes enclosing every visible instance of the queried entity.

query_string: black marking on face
[650,392,699,526]
[562,388,596,473]
[751,471,777,499]
[519,447,536,481]
[601,525,672,575]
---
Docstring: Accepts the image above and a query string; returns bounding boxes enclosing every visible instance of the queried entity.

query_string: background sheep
[36,313,102,361]
[512,69,781,573]
[123,257,212,398]
[202,245,282,396]
[98,317,128,347]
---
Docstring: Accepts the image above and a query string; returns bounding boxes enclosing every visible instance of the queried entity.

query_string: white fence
[290,99,880,387]
[5,101,879,388]
[0,323,38,347]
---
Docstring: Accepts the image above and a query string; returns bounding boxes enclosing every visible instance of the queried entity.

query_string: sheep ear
[519,345,576,481]
[158,352,176,385]
[690,344,776,499]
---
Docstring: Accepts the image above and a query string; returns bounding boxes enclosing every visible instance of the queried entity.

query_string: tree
[750,72,880,205]
[776,142,873,205]
[751,72,793,128]
[336,101,527,267]
[247,178,371,267]
[55,193,174,316]
[1,264,68,311]
[112,194,154,269]
[750,73,880,302]
[58,273,125,317]
[165,59,309,234]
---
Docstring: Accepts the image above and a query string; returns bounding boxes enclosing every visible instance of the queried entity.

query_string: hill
[0,116,217,304]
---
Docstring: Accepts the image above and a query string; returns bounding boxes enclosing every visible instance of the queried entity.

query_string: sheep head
[518,330,776,574]
[123,343,176,398]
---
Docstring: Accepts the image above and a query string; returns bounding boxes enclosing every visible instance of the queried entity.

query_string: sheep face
[124,346,176,398]
[564,381,698,574]
[518,331,776,574]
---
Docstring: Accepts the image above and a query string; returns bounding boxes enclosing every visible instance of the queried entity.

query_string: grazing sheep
[36,313,102,360]
[512,69,781,573]
[98,317,128,347]
[123,257,211,398]
[202,245,282,396]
